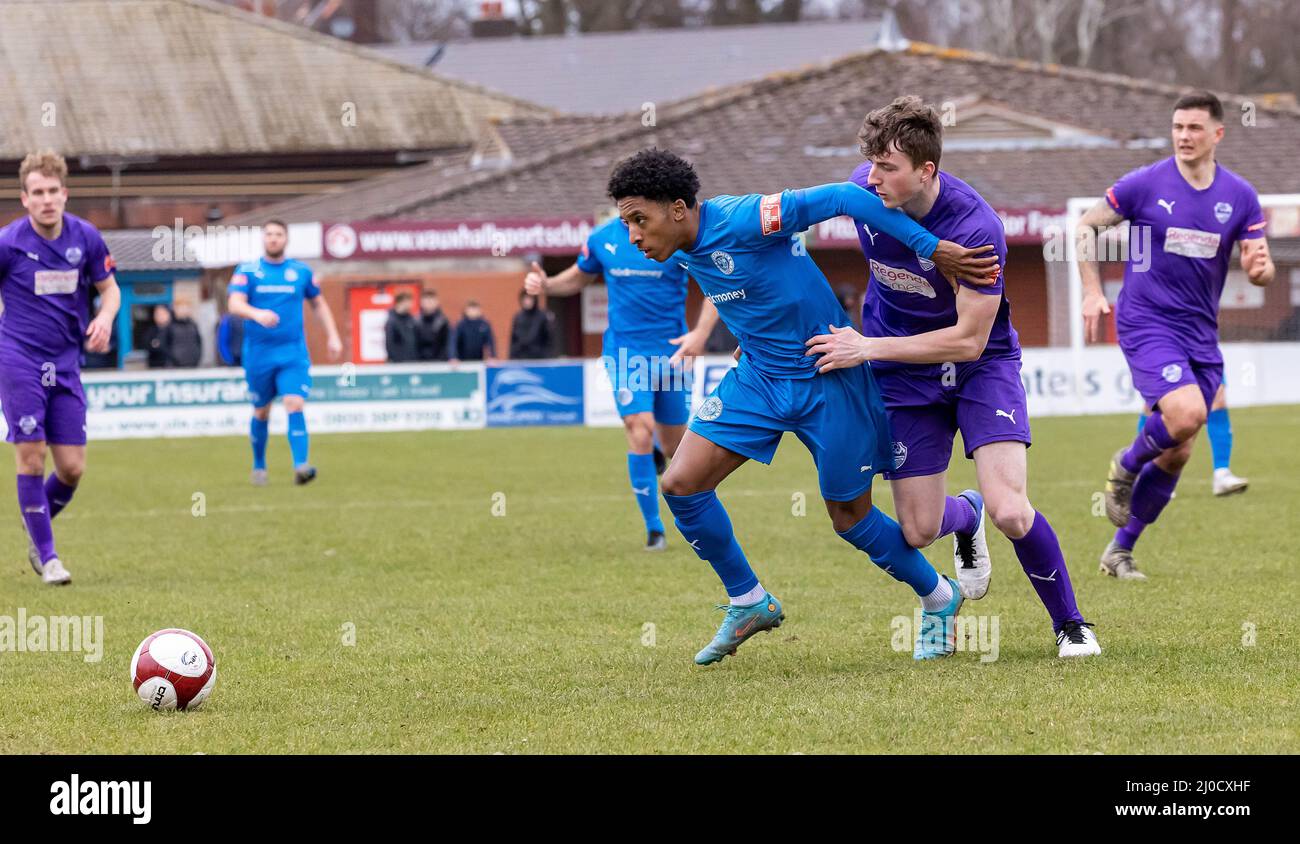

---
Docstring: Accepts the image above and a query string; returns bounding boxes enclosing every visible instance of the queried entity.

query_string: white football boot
[1056,621,1101,658]
[1212,468,1248,497]
[953,489,991,599]
[39,556,72,585]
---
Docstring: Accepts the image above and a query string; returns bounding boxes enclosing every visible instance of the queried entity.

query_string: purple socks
[45,474,77,519]
[1120,411,1178,474]
[17,474,55,564]
[1009,511,1083,632]
[1115,463,1180,551]
[938,494,978,538]
[17,474,77,565]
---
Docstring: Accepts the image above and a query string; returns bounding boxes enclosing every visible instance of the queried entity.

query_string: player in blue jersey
[1,151,120,585]
[804,97,1099,657]
[227,220,342,486]
[523,216,719,551]
[607,148,1000,664]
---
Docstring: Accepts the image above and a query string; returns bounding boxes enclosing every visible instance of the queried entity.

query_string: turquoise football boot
[913,575,964,660]
[694,593,784,665]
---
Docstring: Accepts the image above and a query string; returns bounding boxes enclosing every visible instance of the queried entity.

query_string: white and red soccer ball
[130,628,217,712]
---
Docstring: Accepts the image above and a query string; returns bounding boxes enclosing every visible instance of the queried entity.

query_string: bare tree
[377,0,468,42]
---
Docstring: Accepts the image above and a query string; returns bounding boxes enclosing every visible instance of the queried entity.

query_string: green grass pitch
[1,405,1296,753]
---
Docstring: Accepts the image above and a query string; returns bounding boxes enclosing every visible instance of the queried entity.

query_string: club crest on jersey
[892,441,908,470]
[1161,364,1183,383]
[1214,202,1233,224]
[760,194,782,236]
[285,268,298,282]
[63,246,83,265]
[697,396,723,422]
[711,251,735,275]
[617,388,634,406]
[916,254,936,272]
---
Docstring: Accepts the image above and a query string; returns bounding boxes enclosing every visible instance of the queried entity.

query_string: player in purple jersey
[805,98,1100,657]
[1076,91,1274,582]
[0,152,120,585]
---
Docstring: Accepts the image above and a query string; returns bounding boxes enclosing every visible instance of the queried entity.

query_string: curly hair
[857,96,943,169]
[607,148,700,208]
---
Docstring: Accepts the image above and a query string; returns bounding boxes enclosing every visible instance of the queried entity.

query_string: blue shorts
[689,359,893,502]
[602,338,692,425]
[245,360,312,407]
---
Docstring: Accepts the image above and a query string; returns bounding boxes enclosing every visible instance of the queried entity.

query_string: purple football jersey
[0,213,114,369]
[850,164,1017,375]
[1106,157,1265,357]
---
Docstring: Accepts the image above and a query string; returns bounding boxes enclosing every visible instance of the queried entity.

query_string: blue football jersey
[229,257,319,366]
[672,185,938,378]
[577,217,689,347]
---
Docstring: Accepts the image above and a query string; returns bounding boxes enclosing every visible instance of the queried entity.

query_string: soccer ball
[130,628,217,712]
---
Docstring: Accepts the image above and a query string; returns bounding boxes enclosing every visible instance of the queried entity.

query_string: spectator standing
[509,289,553,359]
[452,300,495,362]
[384,291,419,362]
[164,298,203,367]
[416,289,451,361]
[143,304,171,368]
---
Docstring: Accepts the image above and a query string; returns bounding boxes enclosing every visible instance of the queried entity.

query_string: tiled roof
[0,0,551,161]
[248,43,1300,224]
[372,20,883,115]
[103,228,202,272]
[418,46,1300,217]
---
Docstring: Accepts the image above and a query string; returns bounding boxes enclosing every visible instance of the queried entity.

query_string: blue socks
[252,412,312,470]
[837,507,940,597]
[287,411,309,468]
[627,452,664,533]
[663,490,759,598]
[1207,407,1232,471]
[665,492,945,606]
[250,416,269,470]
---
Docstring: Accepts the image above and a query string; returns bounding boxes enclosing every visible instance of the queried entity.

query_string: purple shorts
[0,358,87,445]
[1119,329,1222,410]
[873,356,1031,480]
